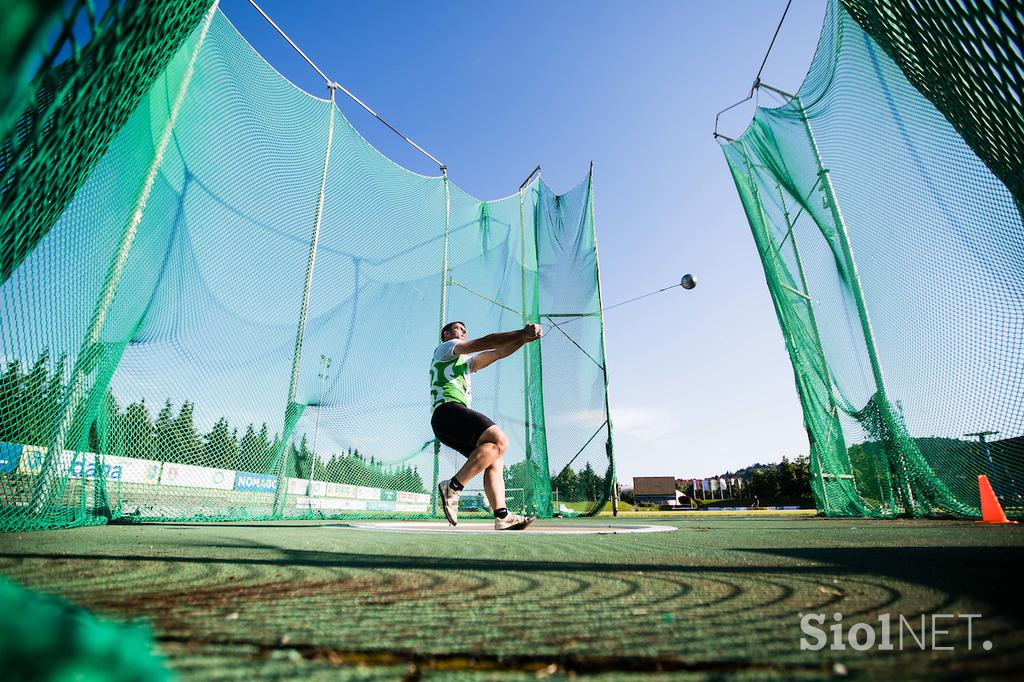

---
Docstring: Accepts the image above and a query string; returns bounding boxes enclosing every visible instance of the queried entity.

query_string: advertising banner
[233,471,277,493]
[72,454,161,484]
[18,446,68,475]
[356,486,381,500]
[0,443,22,473]
[160,462,235,490]
[326,483,357,499]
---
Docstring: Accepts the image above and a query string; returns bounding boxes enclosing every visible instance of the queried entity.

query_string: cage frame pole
[587,162,618,516]
[518,172,552,517]
[737,146,842,515]
[770,177,879,512]
[788,92,917,514]
[28,2,220,517]
[518,178,535,514]
[431,167,451,517]
[271,86,338,515]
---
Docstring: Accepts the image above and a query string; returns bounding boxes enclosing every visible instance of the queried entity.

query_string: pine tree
[283,440,299,478]
[238,424,259,472]
[24,350,50,446]
[203,417,236,469]
[411,466,425,494]
[326,453,340,483]
[104,391,125,457]
[154,400,175,462]
[778,456,797,497]
[0,360,23,443]
[124,399,155,460]
[229,428,240,468]
[256,423,272,473]
[552,465,578,500]
[580,462,600,501]
[42,353,66,448]
[271,432,282,461]
[172,401,202,464]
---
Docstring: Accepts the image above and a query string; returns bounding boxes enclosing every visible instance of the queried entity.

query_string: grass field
[1,515,1022,680]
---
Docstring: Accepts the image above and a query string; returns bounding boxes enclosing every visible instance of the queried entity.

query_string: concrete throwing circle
[324,521,676,534]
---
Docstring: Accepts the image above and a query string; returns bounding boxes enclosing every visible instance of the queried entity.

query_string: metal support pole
[795,98,887,403]
[772,180,876,509]
[588,162,618,516]
[518,174,552,516]
[519,181,533,513]
[739,148,837,513]
[29,3,220,516]
[271,86,337,515]
[431,167,451,517]
[792,94,916,514]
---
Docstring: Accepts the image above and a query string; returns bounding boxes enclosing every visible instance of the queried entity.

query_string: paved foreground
[1,515,1022,680]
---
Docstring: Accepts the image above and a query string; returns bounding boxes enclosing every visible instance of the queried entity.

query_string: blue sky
[217,0,829,480]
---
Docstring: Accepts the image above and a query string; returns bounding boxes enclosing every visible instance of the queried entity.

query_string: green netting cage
[721,0,1023,518]
[0,1,615,531]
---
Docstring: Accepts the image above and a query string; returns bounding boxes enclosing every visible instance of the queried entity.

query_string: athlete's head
[440,321,467,342]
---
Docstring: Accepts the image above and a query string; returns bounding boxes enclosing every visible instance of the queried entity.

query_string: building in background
[633,476,684,507]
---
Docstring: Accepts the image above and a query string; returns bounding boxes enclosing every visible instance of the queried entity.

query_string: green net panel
[0,576,172,681]
[0,4,614,531]
[722,0,1023,518]
[0,0,217,284]
[840,0,1024,214]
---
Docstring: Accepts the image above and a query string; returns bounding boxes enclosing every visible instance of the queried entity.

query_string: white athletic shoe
[494,512,535,531]
[438,481,460,526]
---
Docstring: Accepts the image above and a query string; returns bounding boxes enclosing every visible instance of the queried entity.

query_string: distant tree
[103,390,125,457]
[847,443,888,502]
[42,353,66,445]
[203,417,237,469]
[794,454,811,496]
[551,465,578,500]
[579,461,602,501]
[270,431,282,474]
[778,456,797,497]
[23,350,50,445]
[237,425,260,472]
[410,465,425,494]
[0,360,23,443]
[256,423,272,471]
[281,442,297,477]
[154,400,175,462]
[750,467,780,498]
[172,401,202,464]
[124,399,155,460]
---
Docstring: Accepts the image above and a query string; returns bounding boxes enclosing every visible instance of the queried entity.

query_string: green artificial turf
[1,516,1021,680]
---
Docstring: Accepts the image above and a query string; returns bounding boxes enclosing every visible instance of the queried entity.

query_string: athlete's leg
[482,455,505,511]
[455,425,508,485]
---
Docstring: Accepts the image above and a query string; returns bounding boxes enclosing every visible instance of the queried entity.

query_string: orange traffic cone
[977,475,1017,524]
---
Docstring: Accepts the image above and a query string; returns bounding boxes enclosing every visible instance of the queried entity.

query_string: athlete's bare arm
[460,324,542,373]
[451,324,541,356]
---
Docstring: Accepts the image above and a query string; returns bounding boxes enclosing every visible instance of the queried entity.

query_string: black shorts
[431,402,495,457]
